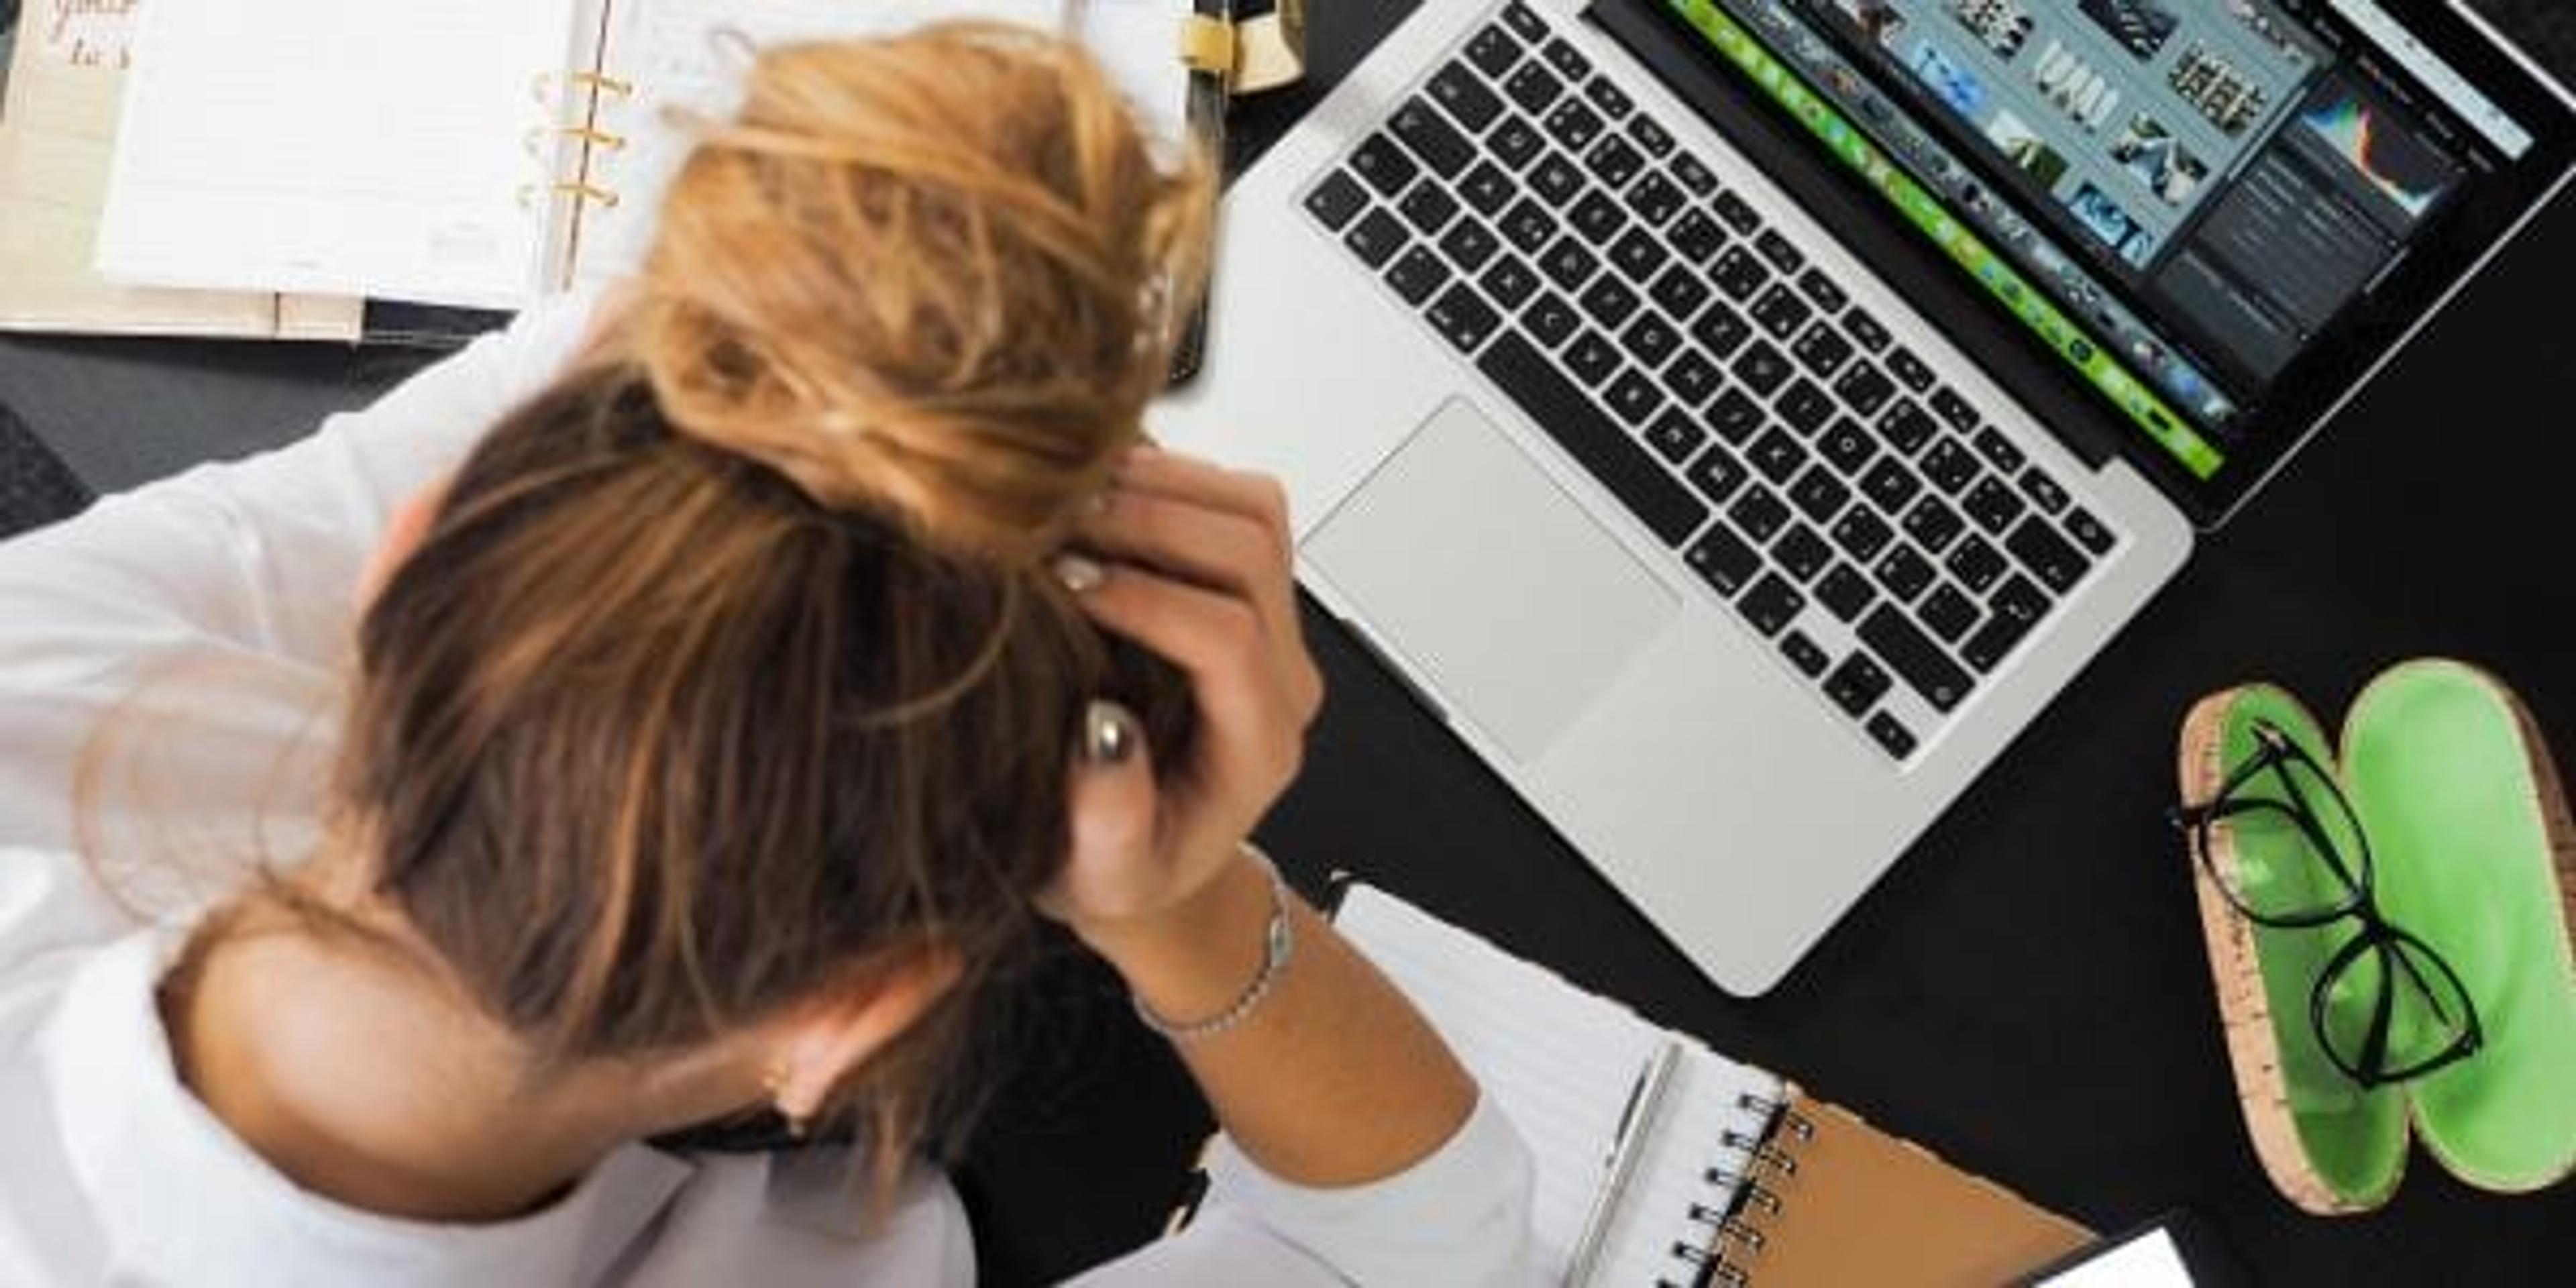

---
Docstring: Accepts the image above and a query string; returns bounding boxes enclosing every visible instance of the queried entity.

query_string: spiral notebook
[90,0,1202,311]
[1316,884,2093,1286]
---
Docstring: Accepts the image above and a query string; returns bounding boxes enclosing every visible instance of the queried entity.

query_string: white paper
[1335,886,1785,1283]
[96,0,589,307]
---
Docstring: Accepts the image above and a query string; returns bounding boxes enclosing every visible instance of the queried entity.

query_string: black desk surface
[6,2,2574,1283]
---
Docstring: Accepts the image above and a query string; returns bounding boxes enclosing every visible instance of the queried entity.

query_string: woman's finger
[1077,490,1294,639]
[1061,556,1301,790]
[1114,448,1293,556]
[1036,701,1165,925]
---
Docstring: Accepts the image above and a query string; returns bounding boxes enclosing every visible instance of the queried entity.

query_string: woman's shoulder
[627,1150,974,1287]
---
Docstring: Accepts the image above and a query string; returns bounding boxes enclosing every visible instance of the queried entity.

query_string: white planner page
[96,0,592,307]
[574,0,1199,284]
[1336,885,1786,1283]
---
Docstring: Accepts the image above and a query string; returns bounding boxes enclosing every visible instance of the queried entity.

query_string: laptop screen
[1642,0,2575,519]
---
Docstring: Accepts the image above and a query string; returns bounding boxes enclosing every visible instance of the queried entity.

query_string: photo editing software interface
[1660,0,2541,483]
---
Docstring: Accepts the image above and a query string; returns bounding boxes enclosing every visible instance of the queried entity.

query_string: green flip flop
[2176,663,2576,1214]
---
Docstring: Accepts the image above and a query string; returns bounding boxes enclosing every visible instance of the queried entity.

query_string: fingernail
[1080,489,1115,518]
[1084,699,1140,764]
[1054,553,1106,594]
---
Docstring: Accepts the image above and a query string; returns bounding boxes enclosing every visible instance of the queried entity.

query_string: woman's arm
[1043,448,1538,1284]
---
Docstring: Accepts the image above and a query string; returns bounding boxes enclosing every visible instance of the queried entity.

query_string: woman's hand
[1037,447,1324,958]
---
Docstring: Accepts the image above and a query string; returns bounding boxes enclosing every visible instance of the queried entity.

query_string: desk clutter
[2174,660,2576,1215]
[1321,883,2092,1285]
[0,0,1289,342]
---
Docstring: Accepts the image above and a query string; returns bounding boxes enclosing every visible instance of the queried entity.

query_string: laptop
[1155,0,2576,994]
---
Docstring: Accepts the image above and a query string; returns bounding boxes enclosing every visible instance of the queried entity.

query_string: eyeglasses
[2168,719,2483,1087]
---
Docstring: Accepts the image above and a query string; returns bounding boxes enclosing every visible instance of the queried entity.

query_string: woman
[0,28,1535,1286]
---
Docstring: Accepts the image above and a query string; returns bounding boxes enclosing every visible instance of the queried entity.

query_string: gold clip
[519,180,622,211]
[1177,0,1306,95]
[569,70,635,98]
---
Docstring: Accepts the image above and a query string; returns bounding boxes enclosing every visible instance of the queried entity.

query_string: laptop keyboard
[1299,1,2124,762]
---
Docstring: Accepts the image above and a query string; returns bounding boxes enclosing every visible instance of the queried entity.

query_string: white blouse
[0,295,1538,1287]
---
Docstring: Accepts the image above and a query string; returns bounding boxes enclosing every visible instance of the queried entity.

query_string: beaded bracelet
[1131,843,1295,1044]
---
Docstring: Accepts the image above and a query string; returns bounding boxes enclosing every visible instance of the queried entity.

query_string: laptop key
[2018,467,2070,515]
[1385,246,1452,306]
[1844,306,1891,352]
[1876,544,1936,602]
[1670,209,1729,262]
[1665,350,1723,407]
[1866,712,1918,760]
[1879,400,1939,455]
[1649,264,1713,322]
[1440,219,1502,274]
[1505,62,1565,113]
[1500,1,1549,42]
[1831,508,1895,563]
[1929,386,1979,433]
[1621,313,1681,368]
[1523,292,1580,348]
[1584,77,1634,119]
[1500,197,1558,252]
[1684,442,1749,503]
[1944,533,2006,594]
[1585,134,1646,189]
[1921,439,1980,493]
[1832,361,1894,418]
[1579,275,1641,329]
[1824,653,1892,717]
[1776,378,1835,436]
[1972,427,2026,474]
[1733,340,1792,395]
[1542,36,1591,79]
[1748,427,1805,484]
[1672,153,1719,197]
[1465,23,1524,78]
[1490,117,1546,170]
[1531,154,1585,205]
[1570,191,1627,243]
[1780,630,1831,678]
[1711,246,1770,300]
[1690,300,1752,358]
[1861,606,1971,712]
[1483,256,1535,314]
[1739,574,1806,637]
[1964,477,2025,535]
[1819,419,1878,476]
[1707,386,1765,443]
[1399,180,1460,235]
[1962,576,2047,672]
[1788,466,1850,525]
[1859,457,1922,514]
[1816,563,1876,623]
[1627,170,1686,226]
[1345,208,1411,268]
[2064,506,2116,555]
[1991,573,2051,627]
[1350,133,1421,197]
[1627,114,1676,157]
[1609,228,1669,282]
[1775,524,1833,583]
[1790,324,1852,378]
[1392,99,1474,175]
[1752,283,1813,339]
[1459,160,1517,215]
[1900,494,1966,554]
[1918,583,1980,643]
[1728,485,1791,543]
[2005,515,2091,593]
[1426,284,1503,354]
[1685,522,1762,596]
[1428,62,1505,133]
[1713,189,1762,233]
[1565,330,1621,386]
[1796,267,1848,313]
[1648,409,1709,465]
[1604,370,1664,425]
[1544,100,1605,152]
[1479,332,1710,547]
[1306,171,1371,230]
[1754,229,1803,273]
[1540,236,1600,290]
[1887,345,1935,391]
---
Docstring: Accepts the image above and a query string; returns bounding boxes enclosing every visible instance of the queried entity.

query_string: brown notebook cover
[1705,1086,2093,1287]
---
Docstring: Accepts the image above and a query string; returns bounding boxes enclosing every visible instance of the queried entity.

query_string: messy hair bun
[627,23,1214,561]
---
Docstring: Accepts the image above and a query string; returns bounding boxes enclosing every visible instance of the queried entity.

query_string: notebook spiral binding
[520,69,637,217]
[1664,1089,1817,1288]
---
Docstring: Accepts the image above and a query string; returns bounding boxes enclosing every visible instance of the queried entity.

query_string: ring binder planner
[1279,884,2095,1287]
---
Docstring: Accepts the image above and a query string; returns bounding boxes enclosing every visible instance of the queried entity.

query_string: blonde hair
[629,23,1214,559]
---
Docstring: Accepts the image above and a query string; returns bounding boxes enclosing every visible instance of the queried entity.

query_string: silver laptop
[1156,0,2576,993]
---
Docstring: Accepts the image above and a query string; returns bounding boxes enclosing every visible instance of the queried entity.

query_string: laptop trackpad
[1307,397,1677,763]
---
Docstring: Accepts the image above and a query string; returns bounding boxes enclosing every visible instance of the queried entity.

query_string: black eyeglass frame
[2169,719,2485,1088]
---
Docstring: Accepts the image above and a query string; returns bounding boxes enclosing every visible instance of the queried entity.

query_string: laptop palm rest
[1305,397,1678,763]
